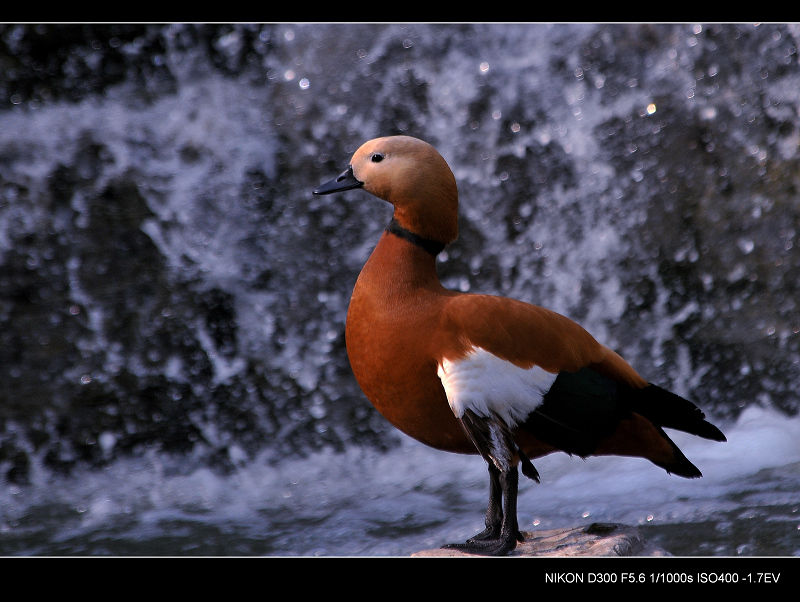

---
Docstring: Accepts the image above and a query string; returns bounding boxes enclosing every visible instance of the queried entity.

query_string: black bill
[313,165,364,195]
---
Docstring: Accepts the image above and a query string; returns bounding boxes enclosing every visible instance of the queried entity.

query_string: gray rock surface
[413,523,670,557]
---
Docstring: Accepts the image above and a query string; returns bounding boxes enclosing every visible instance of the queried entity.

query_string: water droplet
[479,61,489,73]
[99,432,116,454]
[701,106,717,120]
[299,78,310,90]
[737,238,755,254]
[740,363,751,376]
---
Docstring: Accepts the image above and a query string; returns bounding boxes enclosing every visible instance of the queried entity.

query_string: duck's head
[314,136,458,246]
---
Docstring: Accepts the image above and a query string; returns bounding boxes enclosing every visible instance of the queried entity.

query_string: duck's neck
[358,223,444,292]
[384,218,447,257]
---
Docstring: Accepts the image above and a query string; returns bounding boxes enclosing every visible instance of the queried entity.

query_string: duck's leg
[442,410,526,555]
[498,466,523,546]
[443,464,522,555]
[468,463,503,541]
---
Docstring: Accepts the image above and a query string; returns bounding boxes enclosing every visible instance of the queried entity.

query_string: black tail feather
[518,450,540,483]
[628,384,727,442]
[651,425,704,478]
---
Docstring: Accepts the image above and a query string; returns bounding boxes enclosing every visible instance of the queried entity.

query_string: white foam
[1,404,796,555]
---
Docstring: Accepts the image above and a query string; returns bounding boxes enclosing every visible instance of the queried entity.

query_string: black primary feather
[519,367,725,477]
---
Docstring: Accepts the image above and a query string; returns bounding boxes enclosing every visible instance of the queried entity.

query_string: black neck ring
[385,218,446,257]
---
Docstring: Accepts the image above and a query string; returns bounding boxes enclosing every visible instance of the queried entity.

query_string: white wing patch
[437,347,558,428]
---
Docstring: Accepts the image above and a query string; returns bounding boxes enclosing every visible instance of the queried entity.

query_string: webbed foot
[442,529,523,556]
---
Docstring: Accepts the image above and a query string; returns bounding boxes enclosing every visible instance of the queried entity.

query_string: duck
[313,135,726,556]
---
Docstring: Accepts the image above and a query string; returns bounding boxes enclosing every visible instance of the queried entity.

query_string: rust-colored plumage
[314,135,725,555]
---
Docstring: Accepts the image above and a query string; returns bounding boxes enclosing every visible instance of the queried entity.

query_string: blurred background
[0,23,798,556]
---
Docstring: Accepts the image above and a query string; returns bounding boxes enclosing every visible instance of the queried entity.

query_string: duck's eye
[371,153,384,163]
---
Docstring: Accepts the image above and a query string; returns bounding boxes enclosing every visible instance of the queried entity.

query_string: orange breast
[345,234,476,454]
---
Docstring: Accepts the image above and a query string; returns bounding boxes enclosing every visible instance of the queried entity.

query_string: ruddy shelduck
[313,135,726,556]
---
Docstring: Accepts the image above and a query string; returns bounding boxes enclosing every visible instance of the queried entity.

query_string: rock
[413,523,670,557]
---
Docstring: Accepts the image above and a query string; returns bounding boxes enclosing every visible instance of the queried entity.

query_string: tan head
[314,136,459,245]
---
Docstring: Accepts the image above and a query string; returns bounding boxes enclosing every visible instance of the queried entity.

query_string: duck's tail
[628,384,727,443]
[624,383,726,479]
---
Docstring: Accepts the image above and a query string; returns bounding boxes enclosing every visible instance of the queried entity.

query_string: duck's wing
[434,294,723,477]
